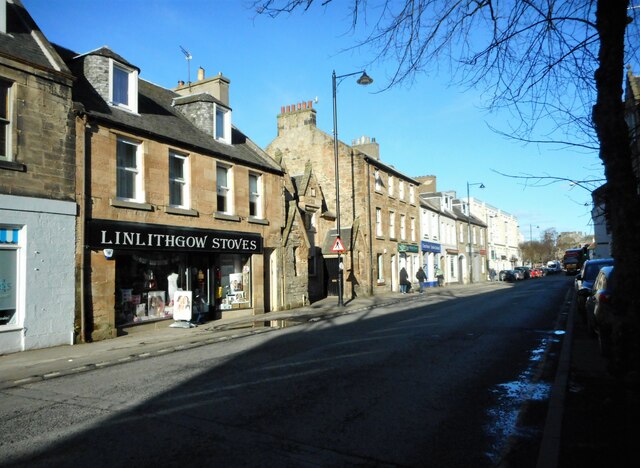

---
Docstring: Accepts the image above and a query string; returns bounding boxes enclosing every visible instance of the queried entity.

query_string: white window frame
[109,59,138,113]
[169,151,190,208]
[409,185,415,204]
[400,214,406,240]
[388,175,394,197]
[216,163,234,214]
[0,227,23,330]
[399,181,405,201]
[249,172,263,218]
[389,211,396,239]
[459,224,464,242]
[214,104,231,144]
[0,79,13,162]
[377,253,384,283]
[374,170,382,192]
[376,207,383,237]
[116,137,144,202]
[411,217,416,242]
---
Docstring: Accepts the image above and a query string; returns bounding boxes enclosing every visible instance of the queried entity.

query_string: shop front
[398,243,420,288]
[420,240,442,287]
[86,220,263,329]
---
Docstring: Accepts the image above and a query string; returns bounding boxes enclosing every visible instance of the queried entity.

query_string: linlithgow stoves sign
[87,220,263,254]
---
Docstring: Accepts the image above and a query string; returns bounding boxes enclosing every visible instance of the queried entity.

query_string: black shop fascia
[87,220,263,325]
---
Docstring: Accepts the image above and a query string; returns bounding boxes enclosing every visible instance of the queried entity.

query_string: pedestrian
[416,267,427,293]
[435,266,445,287]
[399,267,410,294]
[490,268,496,282]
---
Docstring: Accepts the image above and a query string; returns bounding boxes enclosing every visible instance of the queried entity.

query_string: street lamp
[529,224,539,242]
[332,69,373,306]
[466,181,485,283]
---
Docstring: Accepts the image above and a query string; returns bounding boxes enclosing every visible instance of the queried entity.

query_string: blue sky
[24,0,603,238]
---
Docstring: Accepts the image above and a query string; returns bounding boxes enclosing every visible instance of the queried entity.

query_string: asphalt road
[0,276,572,467]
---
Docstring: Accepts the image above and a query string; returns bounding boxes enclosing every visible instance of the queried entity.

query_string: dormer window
[110,60,138,113]
[214,104,231,144]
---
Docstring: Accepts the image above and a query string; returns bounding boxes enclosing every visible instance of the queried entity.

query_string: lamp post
[332,69,373,306]
[529,224,539,265]
[466,181,485,283]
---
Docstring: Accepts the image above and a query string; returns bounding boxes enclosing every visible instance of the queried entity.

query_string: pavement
[0,280,637,467]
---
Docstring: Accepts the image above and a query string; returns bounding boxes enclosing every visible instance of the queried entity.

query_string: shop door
[325,257,339,296]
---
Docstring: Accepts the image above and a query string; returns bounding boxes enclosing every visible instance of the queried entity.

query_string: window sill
[248,216,269,225]
[376,280,386,285]
[376,235,385,240]
[110,199,153,211]
[214,212,241,222]
[0,160,26,172]
[165,206,199,217]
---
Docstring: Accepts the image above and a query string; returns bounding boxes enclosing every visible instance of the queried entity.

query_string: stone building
[59,44,291,341]
[267,103,421,297]
[0,0,76,353]
[453,199,487,283]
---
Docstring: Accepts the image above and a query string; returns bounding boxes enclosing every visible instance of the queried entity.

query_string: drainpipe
[78,113,88,343]
[366,163,374,295]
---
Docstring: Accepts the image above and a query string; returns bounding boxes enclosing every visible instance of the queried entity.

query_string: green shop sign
[398,243,419,253]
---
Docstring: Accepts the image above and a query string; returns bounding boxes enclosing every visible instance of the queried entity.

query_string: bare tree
[255,0,640,374]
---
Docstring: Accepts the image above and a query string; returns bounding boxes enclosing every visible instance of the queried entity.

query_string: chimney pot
[286,105,291,113]
[302,101,307,109]
[308,100,313,108]
[197,67,205,81]
[281,106,285,114]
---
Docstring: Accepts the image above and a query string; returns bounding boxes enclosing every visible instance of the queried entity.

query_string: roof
[0,0,70,75]
[58,45,282,174]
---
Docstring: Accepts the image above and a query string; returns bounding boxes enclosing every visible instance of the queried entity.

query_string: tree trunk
[592,0,640,375]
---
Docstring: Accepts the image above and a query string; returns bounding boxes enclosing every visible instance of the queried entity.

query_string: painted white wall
[0,195,76,353]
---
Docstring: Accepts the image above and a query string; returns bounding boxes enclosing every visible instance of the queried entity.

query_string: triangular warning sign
[331,237,346,253]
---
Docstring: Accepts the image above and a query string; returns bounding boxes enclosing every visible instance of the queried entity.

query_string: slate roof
[0,0,69,74]
[55,45,282,174]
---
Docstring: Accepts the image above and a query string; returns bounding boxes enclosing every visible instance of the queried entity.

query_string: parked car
[514,266,531,279]
[501,270,518,282]
[513,269,525,280]
[575,258,614,317]
[585,265,616,357]
[530,268,543,278]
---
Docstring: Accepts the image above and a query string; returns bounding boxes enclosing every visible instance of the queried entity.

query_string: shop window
[0,227,20,327]
[169,151,189,208]
[110,60,138,113]
[116,137,143,202]
[216,164,233,214]
[219,254,252,311]
[0,79,12,161]
[249,172,262,218]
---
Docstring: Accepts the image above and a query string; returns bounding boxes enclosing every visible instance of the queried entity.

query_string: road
[0,276,572,467]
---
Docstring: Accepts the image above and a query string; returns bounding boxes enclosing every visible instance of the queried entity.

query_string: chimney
[352,135,380,160]
[415,175,437,193]
[174,70,231,107]
[276,101,317,136]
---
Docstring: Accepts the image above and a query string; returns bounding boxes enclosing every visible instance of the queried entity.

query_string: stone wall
[0,62,75,200]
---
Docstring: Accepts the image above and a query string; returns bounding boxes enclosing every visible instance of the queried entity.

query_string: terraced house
[267,103,421,298]
[0,0,76,353]
[58,43,298,341]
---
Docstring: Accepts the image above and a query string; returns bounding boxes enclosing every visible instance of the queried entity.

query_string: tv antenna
[179,46,192,85]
